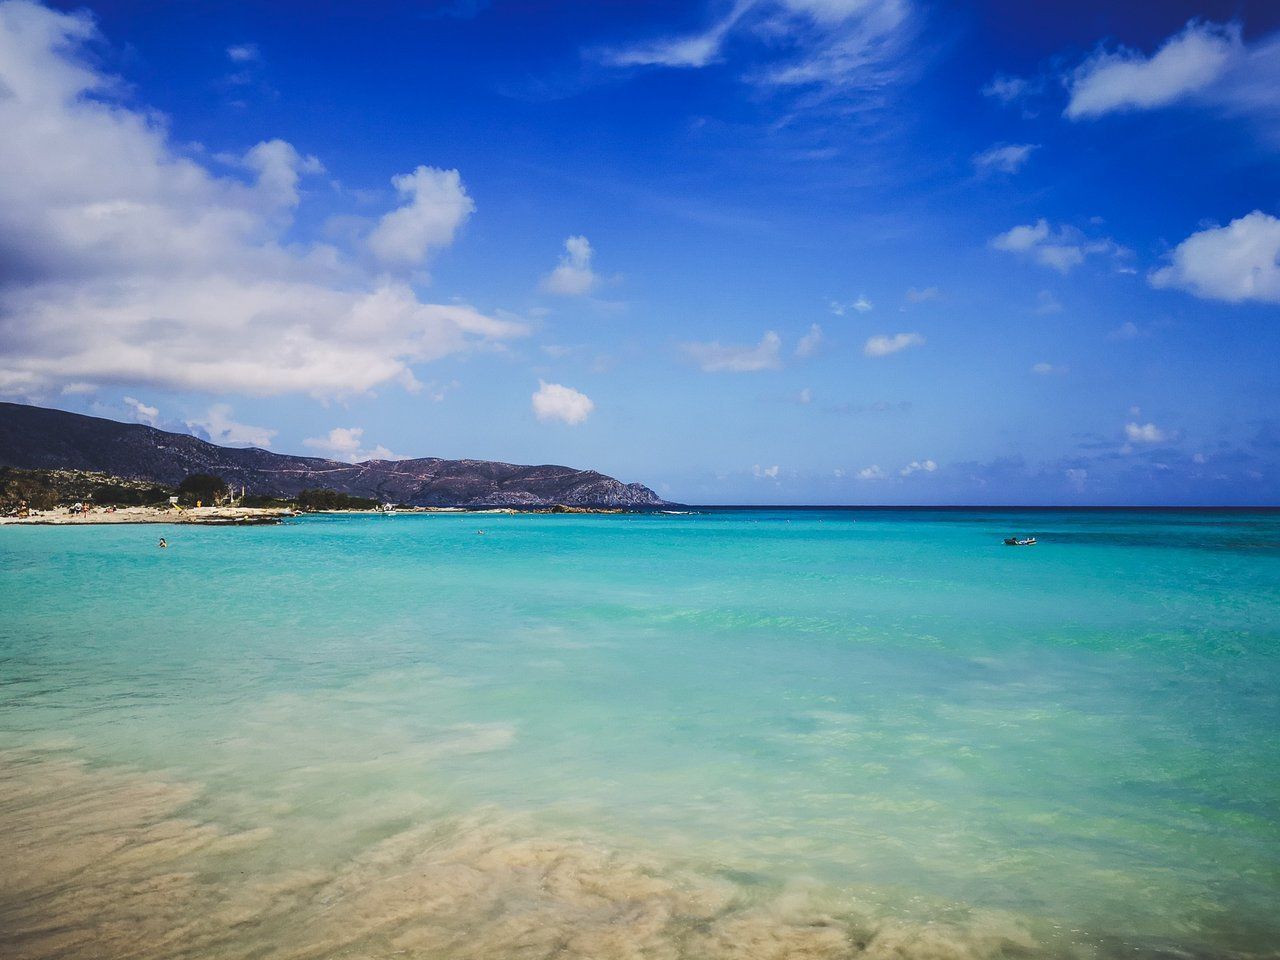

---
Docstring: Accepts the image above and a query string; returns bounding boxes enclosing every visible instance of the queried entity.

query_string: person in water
[157,538,168,548]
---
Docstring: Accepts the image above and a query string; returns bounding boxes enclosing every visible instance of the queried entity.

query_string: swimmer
[476,530,485,535]
[157,538,168,548]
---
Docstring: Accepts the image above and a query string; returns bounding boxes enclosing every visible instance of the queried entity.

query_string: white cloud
[752,463,780,479]
[682,331,782,372]
[600,0,914,102]
[1032,362,1067,375]
[991,219,1128,274]
[795,323,824,357]
[303,426,396,462]
[189,403,277,448]
[365,166,475,266]
[1065,468,1088,491]
[240,138,324,210]
[226,43,260,63]
[121,395,159,426]
[531,380,594,425]
[904,286,938,303]
[1066,21,1241,120]
[982,73,1033,104]
[797,387,813,404]
[899,459,936,476]
[541,235,600,296]
[863,331,923,356]
[856,464,886,480]
[0,4,525,399]
[972,142,1038,174]
[828,296,872,315]
[1108,320,1145,340]
[1149,210,1280,304]
[1125,421,1167,444]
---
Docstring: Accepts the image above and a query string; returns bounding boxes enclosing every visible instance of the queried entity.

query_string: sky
[1,0,1278,505]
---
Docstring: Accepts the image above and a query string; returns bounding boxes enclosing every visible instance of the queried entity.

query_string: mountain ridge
[0,402,665,508]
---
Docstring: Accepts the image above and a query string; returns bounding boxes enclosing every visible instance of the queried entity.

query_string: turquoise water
[1,509,1278,959]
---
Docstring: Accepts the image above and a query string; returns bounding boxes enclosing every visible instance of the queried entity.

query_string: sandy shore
[0,505,295,526]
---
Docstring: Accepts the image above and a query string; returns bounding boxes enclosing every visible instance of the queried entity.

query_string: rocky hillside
[0,402,665,508]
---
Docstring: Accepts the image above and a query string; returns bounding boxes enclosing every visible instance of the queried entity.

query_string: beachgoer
[158,538,168,548]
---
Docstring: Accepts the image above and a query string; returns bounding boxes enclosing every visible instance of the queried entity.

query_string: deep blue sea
[1,509,1277,959]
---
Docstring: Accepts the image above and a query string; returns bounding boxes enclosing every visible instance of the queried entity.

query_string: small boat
[1004,536,1037,546]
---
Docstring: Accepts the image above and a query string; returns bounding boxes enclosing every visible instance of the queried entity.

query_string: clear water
[1,509,1278,959]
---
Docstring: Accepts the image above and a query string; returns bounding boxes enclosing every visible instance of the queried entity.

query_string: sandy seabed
[0,750,1064,960]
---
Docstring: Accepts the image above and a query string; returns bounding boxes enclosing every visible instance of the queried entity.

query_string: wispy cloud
[682,331,782,372]
[795,323,824,358]
[226,43,261,63]
[972,142,1038,174]
[863,331,923,356]
[992,219,1129,275]
[597,0,916,110]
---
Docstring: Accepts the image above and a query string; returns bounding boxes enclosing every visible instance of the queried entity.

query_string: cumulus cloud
[541,235,600,296]
[189,404,278,448]
[1065,467,1088,491]
[599,0,914,104]
[0,3,524,399]
[531,380,594,425]
[972,142,1038,174]
[863,332,923,357]
[856,464,886,480]
[899,459,936,476]
[365,166,475,266]
[1066,21,1241,119]
[752,463,780,479]
[241,138,324,210]
[795,323,824,358]
[682,331,782,372]
[303,426,396,462]
[1149,210,1280,304]
[797,387,813,404]
[1125,422,1167,444]
[991,219,1127,274]
[122,395,159,426]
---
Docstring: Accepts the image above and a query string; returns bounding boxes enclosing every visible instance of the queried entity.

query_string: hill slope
[0,402,664,508]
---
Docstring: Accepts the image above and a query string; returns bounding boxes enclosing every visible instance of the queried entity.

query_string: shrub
[177,473,228,505]
[296,488,379,511]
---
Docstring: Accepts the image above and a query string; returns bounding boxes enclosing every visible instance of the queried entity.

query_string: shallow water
[1,509,1278,959]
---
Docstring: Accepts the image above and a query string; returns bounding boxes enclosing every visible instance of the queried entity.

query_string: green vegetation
[296,488,380,511]
[90,483,171,506]
[240,494,295,509]
[177,473,229,505]
[1,468,176,514]
[0,468,60,512]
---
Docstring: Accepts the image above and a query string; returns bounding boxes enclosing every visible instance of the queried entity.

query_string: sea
[1,508,1277,960]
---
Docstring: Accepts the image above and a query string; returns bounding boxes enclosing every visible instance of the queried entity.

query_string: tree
[177,473,228,505]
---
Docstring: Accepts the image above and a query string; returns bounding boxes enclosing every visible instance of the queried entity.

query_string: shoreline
[0,505,295,526]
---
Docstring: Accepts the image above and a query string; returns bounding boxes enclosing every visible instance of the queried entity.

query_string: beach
[0,505,296,525]
[1,508,1277,960]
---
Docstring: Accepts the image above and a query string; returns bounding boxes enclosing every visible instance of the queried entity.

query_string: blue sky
[1,0,1278,504]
